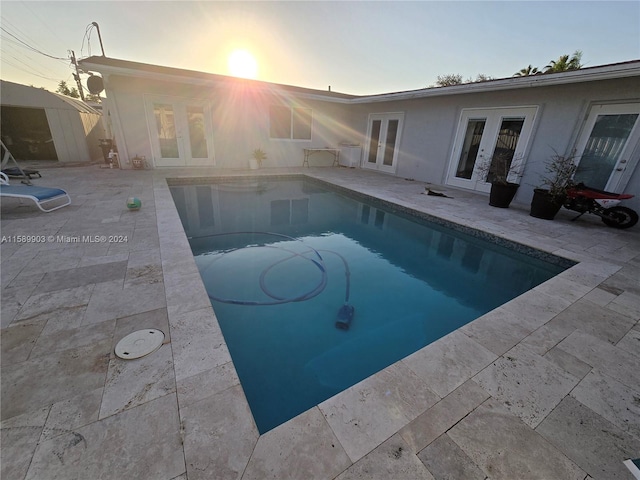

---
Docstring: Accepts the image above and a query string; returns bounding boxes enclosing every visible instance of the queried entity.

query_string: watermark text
[1,235,129,244]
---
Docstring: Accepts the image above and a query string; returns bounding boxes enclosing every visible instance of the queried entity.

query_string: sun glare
[228,49,258,79]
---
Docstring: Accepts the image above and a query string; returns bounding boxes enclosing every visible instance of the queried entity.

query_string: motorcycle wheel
[601,206,639,229]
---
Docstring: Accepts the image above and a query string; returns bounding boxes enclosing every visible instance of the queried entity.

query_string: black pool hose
[192,232,354,327]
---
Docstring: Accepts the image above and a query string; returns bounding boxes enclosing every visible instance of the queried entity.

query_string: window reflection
[154,103,178,158]
[187,106,208,158]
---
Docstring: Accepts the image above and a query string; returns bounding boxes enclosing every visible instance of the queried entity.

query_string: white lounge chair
[0,172,71,212]
[1,139,38,184]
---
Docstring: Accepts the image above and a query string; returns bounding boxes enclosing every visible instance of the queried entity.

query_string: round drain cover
[115,329,165,360]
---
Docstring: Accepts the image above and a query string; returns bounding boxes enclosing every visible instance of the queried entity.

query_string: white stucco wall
[98,72,639,212]
[351,76,640,211]
[103,75,353,169]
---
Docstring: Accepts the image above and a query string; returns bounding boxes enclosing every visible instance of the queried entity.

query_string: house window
[269,106,312,140]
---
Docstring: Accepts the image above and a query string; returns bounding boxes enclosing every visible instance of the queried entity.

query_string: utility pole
[69,50,86,101]
[91,22,106,56]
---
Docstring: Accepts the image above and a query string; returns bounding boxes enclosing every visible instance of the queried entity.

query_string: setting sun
[227,49,258,79]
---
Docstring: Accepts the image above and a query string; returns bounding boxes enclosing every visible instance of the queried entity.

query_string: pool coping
[154,168,635,478]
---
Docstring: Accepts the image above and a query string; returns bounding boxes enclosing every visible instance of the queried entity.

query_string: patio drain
[115,329,165,359]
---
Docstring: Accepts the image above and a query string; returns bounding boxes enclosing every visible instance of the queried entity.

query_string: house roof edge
[78,56,640,104]
[77,56,356,102]
[352,60,640,103]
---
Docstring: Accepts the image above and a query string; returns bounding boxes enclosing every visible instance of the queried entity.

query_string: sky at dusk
[1,1,639,96]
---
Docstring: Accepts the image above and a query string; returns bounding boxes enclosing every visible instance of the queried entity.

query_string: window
[292,107,312,140]
[269,106,312,140]
[270,198,309,225]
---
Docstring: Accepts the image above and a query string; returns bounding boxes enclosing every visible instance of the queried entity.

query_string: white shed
[0,80,106,163]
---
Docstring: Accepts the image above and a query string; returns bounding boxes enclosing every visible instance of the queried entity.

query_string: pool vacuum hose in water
[194,232,355,330]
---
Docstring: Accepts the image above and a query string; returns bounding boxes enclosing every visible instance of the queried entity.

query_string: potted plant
[249,148,267,170]
[530,151,578,220]
[480,151,524,208]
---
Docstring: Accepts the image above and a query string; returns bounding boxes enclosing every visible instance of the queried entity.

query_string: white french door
[146,96,214,167]
[446,107,538,193]
[363,113,404,174]
[573,103,640,191]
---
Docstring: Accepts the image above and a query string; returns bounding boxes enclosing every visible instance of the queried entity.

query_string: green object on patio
[127,197,141,210]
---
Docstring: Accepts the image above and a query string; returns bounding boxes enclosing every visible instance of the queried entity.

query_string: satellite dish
[87,75,104,94]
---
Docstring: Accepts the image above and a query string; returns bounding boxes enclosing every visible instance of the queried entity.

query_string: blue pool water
[170,178,568,433]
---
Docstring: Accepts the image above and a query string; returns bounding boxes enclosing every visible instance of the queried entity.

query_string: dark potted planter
[529,150,578,220]
[481,151,524,209]
[489,182,519,208]
[530,188,564,219]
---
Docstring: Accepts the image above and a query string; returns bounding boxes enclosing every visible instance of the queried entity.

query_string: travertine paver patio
[1,164,639,480]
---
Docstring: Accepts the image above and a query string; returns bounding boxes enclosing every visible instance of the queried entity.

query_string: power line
[1,39,73,86]
[0,17,53,55]
[1,37,69,66]
[80,23,95,58]
[19,2,68,51]
[79,22,106,58]
[1,37,72,83]
[0,26,68,60]
[0,48,49,75]
[0,17,102,92]
[1,56,62,82]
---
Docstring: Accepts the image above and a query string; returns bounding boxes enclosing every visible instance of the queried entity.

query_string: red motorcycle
[564,183,638,229]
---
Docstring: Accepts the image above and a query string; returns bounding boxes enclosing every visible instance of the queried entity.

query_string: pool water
[170,178,567,433]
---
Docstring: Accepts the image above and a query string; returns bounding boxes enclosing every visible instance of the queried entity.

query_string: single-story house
[78,56,640,210]
[0,80,106,163]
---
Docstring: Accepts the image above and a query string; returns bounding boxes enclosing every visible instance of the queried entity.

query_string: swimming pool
[170,177,570,433]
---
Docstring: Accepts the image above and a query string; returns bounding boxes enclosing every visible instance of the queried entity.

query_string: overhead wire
[0,17,50,53]
[0,48,61,80]
[0,41,69,82]
[80,23,95,58]
[0,15,99,90]
[19,2,68,50]
[0,26,68,61]
[0,13,79,88]
[1,39,69,70]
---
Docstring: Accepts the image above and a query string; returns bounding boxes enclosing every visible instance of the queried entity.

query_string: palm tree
[514,65,540,77]
[544,50,583,73]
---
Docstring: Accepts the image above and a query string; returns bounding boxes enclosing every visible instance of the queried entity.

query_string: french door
[363,113,404,174]
[573,103,640,191]
[146,96,214,167]
[446,107,538,192]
